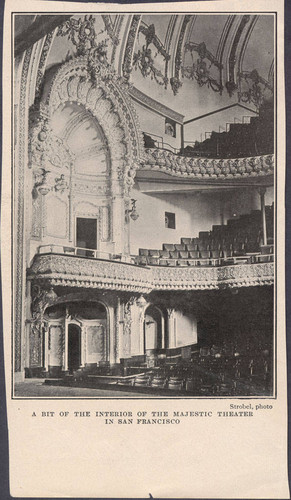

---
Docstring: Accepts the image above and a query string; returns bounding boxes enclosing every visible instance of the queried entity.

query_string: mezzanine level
[28,245,274,293]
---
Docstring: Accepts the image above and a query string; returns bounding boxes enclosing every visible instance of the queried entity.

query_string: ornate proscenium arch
[29,55,145,196]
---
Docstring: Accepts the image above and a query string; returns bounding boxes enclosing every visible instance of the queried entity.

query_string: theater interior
[13,13,275,396]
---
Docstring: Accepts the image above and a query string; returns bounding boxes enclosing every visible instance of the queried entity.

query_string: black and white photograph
[13,11,275,399]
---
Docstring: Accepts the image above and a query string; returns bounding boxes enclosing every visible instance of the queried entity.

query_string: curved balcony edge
[142,149,274,180]
[28,254,274,292]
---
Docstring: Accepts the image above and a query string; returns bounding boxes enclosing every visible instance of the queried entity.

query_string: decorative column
[167,309,176,348]
[64,313,69,371]
[111,194,124,254]
[180,124,184,154]
[161,315,165,349]
[44,325,49,371]
[136,296,147,354]
[259,187,267,245]
[80,324,86,367]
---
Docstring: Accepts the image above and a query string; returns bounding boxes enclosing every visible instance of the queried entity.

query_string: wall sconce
[34,168,51,196]
[125,199,139,221]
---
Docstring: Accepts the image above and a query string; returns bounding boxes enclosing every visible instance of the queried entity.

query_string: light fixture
[45,287,58,302]
[34,168,51,196]
[125,199,139,221]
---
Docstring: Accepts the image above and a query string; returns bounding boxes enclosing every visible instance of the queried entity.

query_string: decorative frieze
[28,254,274,292]
[142,149,274,180]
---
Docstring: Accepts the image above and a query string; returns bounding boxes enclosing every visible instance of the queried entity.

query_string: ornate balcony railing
[142,149,274,180]
[28,250,274,292]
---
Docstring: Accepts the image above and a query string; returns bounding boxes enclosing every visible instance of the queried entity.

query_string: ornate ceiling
[15,13,274,120]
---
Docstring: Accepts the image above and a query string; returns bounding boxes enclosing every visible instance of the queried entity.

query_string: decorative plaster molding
[35,31,55,101]
[122,15,141,80]
[28,254,274,293]
[182,41,223,94]
[142,149,274,180]
[15,47,33,373]
[36,56,144,196]
[170,15,191,95]
[129,86,184,124]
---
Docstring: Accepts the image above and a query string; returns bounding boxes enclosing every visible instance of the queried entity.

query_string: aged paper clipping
[1,0,289,497]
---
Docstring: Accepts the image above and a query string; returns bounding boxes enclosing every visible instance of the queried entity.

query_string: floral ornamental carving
[29,105,75,172]
[142,149,274,180]
[133,46,169,88]
[32,56,144,196]
[102,15,120,47]
[57,15,97,56]
[28,254,274,292]
[54,174,69,193]
[30,285,58,353]
[122,15,141,80]
[238,69,274,110]
[132,23,170,88]
[170,15,191,95]
[182,42,223,94]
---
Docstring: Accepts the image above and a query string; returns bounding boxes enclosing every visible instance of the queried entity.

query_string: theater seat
[134,375,151,387]
[222,249,233,259]
[175,244,186,251]
[136,256,147,265]
[163,243,176,251]
[159,259,168,266]
[159,250,170,258]
[198,243,210,251]
[151,376,166,388]
[189,251,200,259]
[179,251,189,259]
[168,377,184,390]
[147,257,159,265]
[187,244,198,251]
[170,251,179,259]
[200,250,211,259]
[139,248,149,256]
[181,238,191,245]
[148,249,160,257]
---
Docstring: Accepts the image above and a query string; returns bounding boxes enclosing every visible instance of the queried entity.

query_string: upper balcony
[28,244,274,293]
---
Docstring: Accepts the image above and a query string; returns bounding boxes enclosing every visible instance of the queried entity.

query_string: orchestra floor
[13,379,153,398]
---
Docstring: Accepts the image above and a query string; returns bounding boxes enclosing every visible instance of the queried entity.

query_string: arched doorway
[68,324,81,372]
[144,305,164,354]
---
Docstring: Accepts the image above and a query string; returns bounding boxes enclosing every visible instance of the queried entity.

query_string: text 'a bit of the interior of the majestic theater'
[13,14,275,397]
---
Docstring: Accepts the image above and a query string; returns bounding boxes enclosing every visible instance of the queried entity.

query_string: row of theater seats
[120,343,272,395]
[136,242,274,267]
[182,100,274,158]
[135,207,274,266]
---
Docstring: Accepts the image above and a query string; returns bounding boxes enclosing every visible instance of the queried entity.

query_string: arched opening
[144,305,164,354]
[68,324,81,372]
[43,300,109,375]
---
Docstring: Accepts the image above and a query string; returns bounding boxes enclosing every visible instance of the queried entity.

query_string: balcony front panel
[29,253,274,292]
[142,150,274,181]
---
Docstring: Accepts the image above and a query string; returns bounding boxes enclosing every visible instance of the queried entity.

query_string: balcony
[28,245,274,292]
